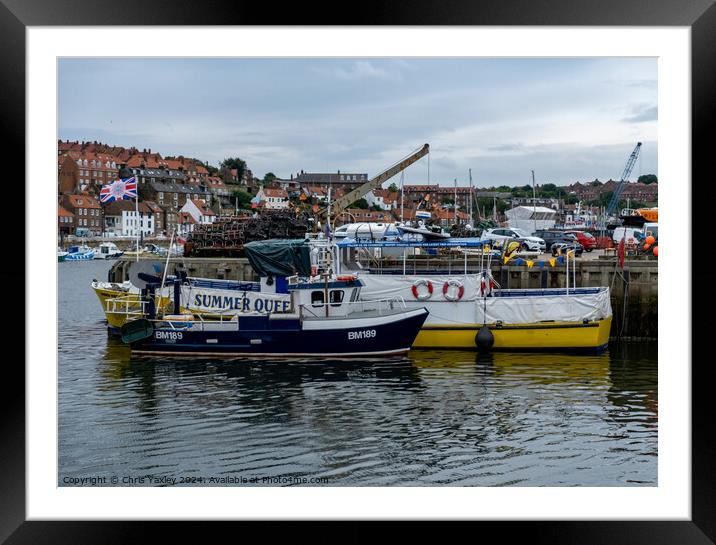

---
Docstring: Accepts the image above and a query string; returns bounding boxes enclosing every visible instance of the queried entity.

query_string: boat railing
[297,296,407,319]
[104,294,149,319]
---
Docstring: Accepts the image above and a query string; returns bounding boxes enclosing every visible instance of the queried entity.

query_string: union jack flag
[99,177,137,203]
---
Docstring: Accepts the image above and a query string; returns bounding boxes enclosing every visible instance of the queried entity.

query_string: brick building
[57,205,75,235]
[59,194,102,236]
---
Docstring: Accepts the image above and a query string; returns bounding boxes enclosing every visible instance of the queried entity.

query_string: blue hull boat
[126,307,428,357]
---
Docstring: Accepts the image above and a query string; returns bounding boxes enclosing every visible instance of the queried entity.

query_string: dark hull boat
[120,238,429,358]
[124,308,428,357]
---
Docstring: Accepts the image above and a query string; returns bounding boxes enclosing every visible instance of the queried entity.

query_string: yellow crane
[320,144,430,221]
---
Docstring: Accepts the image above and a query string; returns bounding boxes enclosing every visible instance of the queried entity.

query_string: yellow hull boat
[414,317,611,351]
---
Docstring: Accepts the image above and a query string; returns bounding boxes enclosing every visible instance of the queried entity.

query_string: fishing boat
[120,273,428,357]
[334,238,612,351]
[92,276,292,332]
[64,244,95,260]
[93,242,123,259]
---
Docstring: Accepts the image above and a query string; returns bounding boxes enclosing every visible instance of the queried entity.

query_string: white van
[612,226,643,244]
[643,222,658,239]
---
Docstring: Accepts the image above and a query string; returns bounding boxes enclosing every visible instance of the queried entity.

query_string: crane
[320,144,429,221]
[605,142,642,218]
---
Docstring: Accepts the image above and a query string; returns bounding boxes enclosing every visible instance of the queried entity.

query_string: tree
[638,174,658,184]
[231,189,253,209]
[539,183,558,197]
[348,198,370,209]
[589,179,602,187]
[388,183,399,193]
[221,157,247,183]
[263,172,277,185]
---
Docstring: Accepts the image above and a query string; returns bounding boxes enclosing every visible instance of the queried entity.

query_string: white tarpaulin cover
[505,205,557,233]
[358,275,612,325]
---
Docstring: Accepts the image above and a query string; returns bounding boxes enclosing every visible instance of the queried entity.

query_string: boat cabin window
[349,288,358,302]
[311,291,324,307]
[329,290,344,307]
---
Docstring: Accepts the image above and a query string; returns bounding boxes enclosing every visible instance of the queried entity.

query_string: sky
[58,58,657,187]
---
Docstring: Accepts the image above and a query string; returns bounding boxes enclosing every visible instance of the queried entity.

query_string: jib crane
[320,144,429,221]
[605,142,642,218]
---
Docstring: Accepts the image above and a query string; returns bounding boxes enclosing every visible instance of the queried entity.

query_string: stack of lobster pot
[184,211,311,257]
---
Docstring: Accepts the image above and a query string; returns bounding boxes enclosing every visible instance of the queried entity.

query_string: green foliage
[474,197,508,217]
[231,189,253,209]
[539,183,558,197]
[589,179,602,187]
[372,204,383,211]
[348,198,369,209]
[221,157,247,183]
[388,183,399,193]
[563,194,580,205]
[637,174,658,184]
[263,172,277,184]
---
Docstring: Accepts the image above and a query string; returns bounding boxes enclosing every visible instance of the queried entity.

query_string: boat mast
[468,168,473,226]
[531,170,537,234]
[400,170,404,223]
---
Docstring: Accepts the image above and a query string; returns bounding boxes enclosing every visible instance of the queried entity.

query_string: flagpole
[135,187,140,262]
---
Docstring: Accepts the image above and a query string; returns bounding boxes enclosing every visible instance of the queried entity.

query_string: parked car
[534,230,580,251]
[481,228,546,252]
[551,241,584,257]
[564,230,597,252]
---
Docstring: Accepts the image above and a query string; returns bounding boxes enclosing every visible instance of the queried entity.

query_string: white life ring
[411,279,433,300]
[442,279,465,301]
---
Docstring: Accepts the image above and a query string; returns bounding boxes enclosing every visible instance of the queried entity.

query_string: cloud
[622,105,658,123]
[59,58,658,186]
[328,61,396,81]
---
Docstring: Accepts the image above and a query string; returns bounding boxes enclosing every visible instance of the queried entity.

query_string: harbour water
[59,260,657,486]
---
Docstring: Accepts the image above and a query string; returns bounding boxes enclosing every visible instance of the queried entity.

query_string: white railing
[297,297,406,319]
[104,295,149,319]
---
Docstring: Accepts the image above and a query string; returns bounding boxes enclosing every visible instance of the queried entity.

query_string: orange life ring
[336,275,356,282]
[442,279,464,301]
[411,279,433,300]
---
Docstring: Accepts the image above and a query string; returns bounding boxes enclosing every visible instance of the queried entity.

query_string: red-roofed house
[59,194,103,235]
[366,189,399,211]
[177,211,197,236]
[256,187,289,210]
[58,205,75,235]
[58,155,80,194]
[180,199,217,225]
[103,200,154,237]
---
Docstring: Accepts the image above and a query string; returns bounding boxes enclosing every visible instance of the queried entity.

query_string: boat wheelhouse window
[329,290,344,307]
[311,291,324,307]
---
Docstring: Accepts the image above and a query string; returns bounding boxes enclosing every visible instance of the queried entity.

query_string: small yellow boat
[92,281,172,331]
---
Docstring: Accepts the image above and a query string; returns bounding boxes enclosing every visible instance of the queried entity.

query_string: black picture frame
[4,0,711,542]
